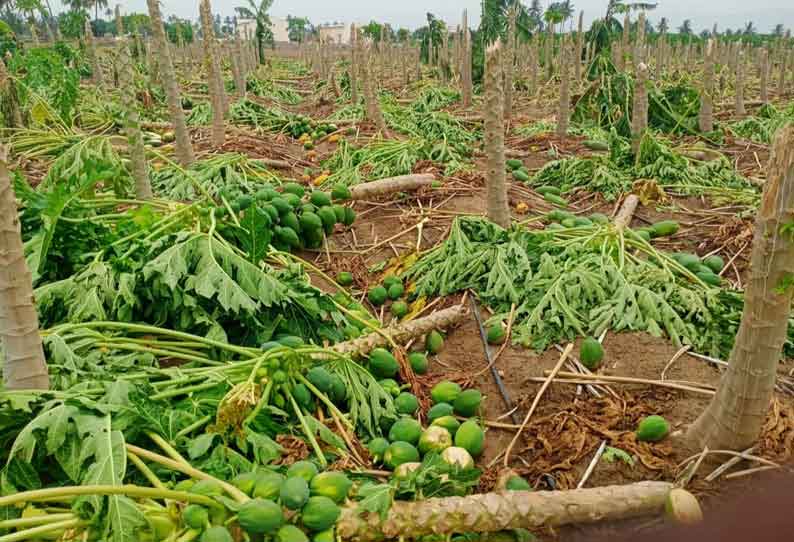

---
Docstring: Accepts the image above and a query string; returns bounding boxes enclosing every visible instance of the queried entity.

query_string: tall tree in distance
[0,144,50,391]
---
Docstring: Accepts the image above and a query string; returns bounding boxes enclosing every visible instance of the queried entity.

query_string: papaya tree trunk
[631,63,649,154]
[350,24,359,104]
[760,48,769,104]
[484,41,510,229]
[574,11,584,81]
[735,49,746,117]
[145,0,195,167]
[199,0,226,148]
[361,40,390,138]
[635,12,646,65]
[686,125,794,451]
[337,482,675,541]
[503,4,516,123]
[699,39,714,133]
[556,42,570,138]
[461,10,472,108]
[84,19,103,85]
[117,40,153,200]
[0,145,50,390]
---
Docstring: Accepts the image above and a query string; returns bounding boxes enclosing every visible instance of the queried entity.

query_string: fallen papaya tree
[348,173,436,200]
[338,481,680,540]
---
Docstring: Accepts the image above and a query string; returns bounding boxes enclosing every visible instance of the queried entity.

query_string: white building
[318,22,351,45]
[236,17,289,43]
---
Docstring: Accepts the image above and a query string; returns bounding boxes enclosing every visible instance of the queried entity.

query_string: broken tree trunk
[331,305,466,356]
[199,0,226,148]
[631,63,649,154]
[484,41,511,229]
[146,0,195,167]
[699,39,714,133]
[337,481,675,541]
[735,50,746,117]
[557,42,570,138]
[84,19,103,85]
[687,125,794,451]
[348,174,435,200]
[503,5,517,123]
[461,10,473,108]
[117,39,153,200]
[350,24,359,105]
[0,144,50,390]
[361,40,390,138]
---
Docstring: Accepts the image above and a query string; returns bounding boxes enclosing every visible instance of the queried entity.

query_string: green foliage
[9,46,81,122]
[408,216,792,358]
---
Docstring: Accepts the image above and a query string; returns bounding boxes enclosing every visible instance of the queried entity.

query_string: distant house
[236,17,289,43]
[318,22,351,45]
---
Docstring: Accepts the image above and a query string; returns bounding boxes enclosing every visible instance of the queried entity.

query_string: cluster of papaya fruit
[215,182,356,253]
[170,461,351,542]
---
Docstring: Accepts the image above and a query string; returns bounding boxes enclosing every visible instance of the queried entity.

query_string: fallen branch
[544,371,715,396]
[330,305,467,356]
[337,481,676,540]
[349,174,436,200]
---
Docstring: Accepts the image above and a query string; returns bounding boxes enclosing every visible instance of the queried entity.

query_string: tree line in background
[0,0,790,55]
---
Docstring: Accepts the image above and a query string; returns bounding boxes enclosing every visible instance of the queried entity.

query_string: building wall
[271,16,289,43]
[318,24,351,45]
[236,17,289,43]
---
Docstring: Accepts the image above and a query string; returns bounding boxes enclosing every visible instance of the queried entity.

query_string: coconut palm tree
[656,17,668,33]
[773,23,784,37]
[678,19,692,35]
[743,21,755,36]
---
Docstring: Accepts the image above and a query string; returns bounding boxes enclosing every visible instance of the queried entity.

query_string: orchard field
[1,1,793,541]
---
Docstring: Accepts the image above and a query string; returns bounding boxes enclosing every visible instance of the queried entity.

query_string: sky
[48,1,794,35]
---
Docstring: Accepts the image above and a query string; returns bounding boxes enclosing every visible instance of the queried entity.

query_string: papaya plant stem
[0,518,87,542]
[287,391,328,468]
[126,444,250,504]
[0,513,74,530]
[146,432,190,465]
[244,379,274,427]
[128,451,167,490]
[175,415,213,439]
[175,528,202,542]
[0,486,220,509]
[151,381,222,400]
[94,342,221,365]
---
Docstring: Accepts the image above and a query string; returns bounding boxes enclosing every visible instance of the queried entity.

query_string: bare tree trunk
[574,11,584,81]
[635,12,646,65]
[779,48,788,97]
[631,63,649,154]
[117,40,153,200]
[503,5,517,123]
[115,5,124,36]
[735,50,746,117]
[545,23,554,80]
[337,482,676,541]
[687,125,794,451]
[146,0,195,167]
[199,0,226,149]
[529,41,538,97]
[0,145,49,391]
[0,55,23,128]
[621,13,631,70]
[350,24,359,104]
[484,41,510,229]
[557,43,570,138]
[760,48,769,104]
[361,40,390,137]
[84,19,104,85]
[462,10,473,108]
[699,40,714,133]
[232,34,247,99]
